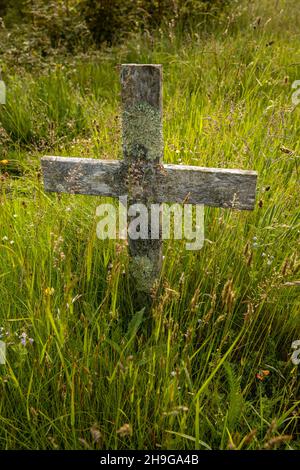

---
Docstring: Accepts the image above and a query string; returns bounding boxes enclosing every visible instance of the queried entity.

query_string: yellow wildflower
[44,287,55,296]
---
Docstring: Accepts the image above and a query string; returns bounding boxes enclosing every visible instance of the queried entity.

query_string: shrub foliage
[0,0,231,48]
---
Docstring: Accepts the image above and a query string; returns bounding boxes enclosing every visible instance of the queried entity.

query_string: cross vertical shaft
[120,64,163,294]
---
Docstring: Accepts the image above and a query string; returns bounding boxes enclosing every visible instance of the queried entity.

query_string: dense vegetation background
[0,0,230,46]
[0,0,299,450]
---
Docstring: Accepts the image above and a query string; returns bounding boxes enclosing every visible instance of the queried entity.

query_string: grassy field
[0,0,299,450]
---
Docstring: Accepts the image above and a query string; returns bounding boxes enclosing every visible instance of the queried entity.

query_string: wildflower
[10,240,14,245]
[44,287,55,296]
[2,236,8,241]
[0,160,8,165]
[256,369,270,381]
[20,332,27,346]
[176,405,189,412]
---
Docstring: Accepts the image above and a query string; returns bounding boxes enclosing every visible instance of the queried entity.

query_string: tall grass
[0,0,299,450]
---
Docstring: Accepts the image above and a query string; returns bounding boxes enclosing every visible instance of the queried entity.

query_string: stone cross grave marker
[41,64,257,295]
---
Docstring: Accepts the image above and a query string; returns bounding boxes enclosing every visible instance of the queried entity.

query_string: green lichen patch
[129,255,157,292]
[122,102,163,162]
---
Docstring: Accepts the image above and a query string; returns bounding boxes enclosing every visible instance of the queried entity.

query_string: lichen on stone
[129,255,156,292]
[122,102,163,162]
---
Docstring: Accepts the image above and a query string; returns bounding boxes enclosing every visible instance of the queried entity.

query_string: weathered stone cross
[41,64,257,295]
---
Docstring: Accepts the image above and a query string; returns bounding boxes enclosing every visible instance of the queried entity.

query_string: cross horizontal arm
[41,156,257,210]
[41,156,122,197]
[160,164,257,210]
